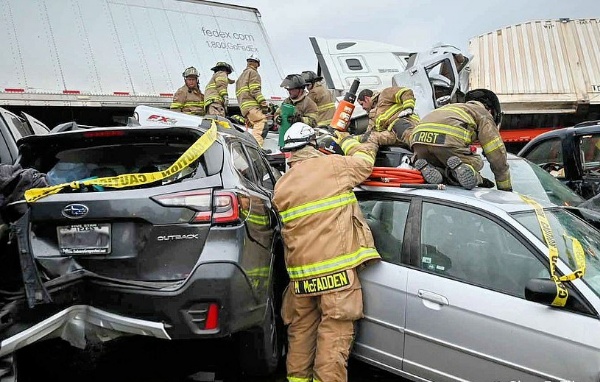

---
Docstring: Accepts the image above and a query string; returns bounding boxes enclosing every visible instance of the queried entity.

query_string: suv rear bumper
[87,261,266,339]
[1,260,267,354]
[0,305,170,358]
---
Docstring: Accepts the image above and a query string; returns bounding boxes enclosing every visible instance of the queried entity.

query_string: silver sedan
[354,186,600,382]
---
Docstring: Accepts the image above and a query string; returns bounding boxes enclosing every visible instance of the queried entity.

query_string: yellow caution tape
[520,195,586,306]
[215,120,232,129]
[25,121,219,203]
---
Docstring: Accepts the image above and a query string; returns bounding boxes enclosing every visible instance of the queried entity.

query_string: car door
[403,199,600,382]
[230,142,276,298]
[354,196,412,374]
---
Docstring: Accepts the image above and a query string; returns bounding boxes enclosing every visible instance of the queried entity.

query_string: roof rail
[574,120,600,128]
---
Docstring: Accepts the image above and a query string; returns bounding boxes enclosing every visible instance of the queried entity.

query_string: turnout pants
[362,117,416,149]
[246,107,267,147]
[282,269,363,382]
[412,144,484,184]
[206,102,226,117]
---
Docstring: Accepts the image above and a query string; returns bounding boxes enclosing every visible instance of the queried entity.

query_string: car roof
[527,122,600,140]
[355,184,551,215]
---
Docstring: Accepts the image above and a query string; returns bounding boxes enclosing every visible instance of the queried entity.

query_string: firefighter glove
[398,108,413,118]
[260,104,269,114]
[332,131,350,145]
[287,112,303,124]
[275,115,282,125]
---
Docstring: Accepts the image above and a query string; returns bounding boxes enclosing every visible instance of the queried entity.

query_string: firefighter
[170,66,205,116]
[273,122,381,382]
[356,87,420,149]
[236,54,269,146]
[410,88,513,191]
[204,61,235,117]
[275,74,318,128]
[301,70,336,127]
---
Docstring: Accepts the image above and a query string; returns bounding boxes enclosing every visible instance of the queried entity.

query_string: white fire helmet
[281,122,316,151]
[246,54,260,63]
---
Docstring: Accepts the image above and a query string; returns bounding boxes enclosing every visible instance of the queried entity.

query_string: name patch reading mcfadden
[294,270,350,295]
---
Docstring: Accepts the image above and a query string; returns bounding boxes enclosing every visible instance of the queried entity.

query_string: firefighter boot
[415,159,443,184]
[447,156,478,190]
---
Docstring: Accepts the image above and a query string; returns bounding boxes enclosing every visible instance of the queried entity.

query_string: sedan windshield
[481,157,584,207]
[513,208,600,298]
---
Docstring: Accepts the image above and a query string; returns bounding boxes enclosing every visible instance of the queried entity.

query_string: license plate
[57,223,111,255]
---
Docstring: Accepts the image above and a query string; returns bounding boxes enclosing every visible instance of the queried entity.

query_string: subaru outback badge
[62,204,89,219]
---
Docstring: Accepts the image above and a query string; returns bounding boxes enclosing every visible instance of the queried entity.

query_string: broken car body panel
[0,116,285,376]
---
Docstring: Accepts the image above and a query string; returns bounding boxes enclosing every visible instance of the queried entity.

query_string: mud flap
[11,211,51,308]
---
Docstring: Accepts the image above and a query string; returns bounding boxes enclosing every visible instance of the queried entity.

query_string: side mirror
[525,277,590,313]
[524,278,558,305]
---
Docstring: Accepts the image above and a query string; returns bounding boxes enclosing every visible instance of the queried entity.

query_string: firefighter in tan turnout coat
[235,54,268,146]
[357,86,420,148]
[302,70,336,127]
[410,88,513,191]
[273,122,381,382]
[204,61,235,117]
[170,66,205,116]
[275,74,318,128]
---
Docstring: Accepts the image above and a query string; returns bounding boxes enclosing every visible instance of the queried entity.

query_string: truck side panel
[0,0,284,108]
[469,18,600,114]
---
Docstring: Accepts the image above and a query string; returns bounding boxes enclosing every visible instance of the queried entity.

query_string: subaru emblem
[62,204,89,219]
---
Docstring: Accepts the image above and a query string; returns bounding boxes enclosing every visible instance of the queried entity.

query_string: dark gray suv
[0,117,286,378]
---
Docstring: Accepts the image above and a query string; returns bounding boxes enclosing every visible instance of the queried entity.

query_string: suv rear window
[21,129,223,189]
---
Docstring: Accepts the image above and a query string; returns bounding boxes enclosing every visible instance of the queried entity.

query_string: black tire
[237,293,283,377]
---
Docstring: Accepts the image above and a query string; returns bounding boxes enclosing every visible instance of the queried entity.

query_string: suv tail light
[152,190,240,224]
[212,191,239,224]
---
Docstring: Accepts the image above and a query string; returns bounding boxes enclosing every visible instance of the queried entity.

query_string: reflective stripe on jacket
[410,101,511,189]
[307,82,336,126]
[370,87,419,132]
[235,65,266,116]
[170,85,205,115]
[273,141,381,282]
[275,92,318,128]
[204,70,230,107]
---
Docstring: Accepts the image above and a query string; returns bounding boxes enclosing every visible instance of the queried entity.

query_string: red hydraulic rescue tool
[330,77,360,132]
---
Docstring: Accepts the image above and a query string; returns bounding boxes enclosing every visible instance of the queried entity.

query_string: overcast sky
[226,0,600,75]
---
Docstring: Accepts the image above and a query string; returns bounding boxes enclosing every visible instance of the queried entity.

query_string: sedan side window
[420,202,549,298]
[524,138,564,178]
[359,199,410,265]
